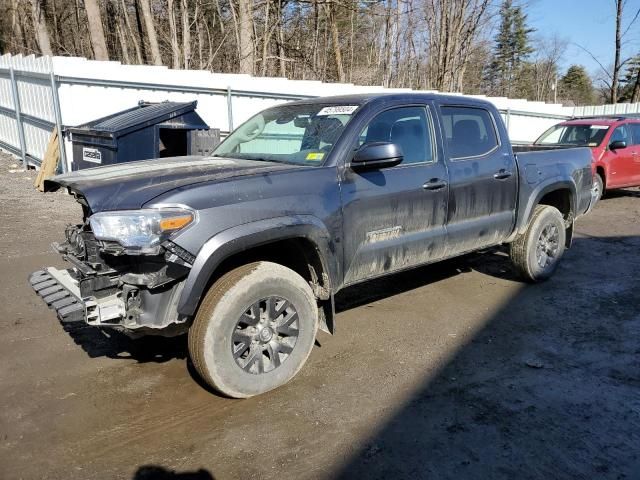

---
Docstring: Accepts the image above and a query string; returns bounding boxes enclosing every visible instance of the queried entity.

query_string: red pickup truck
[534,116,640,200]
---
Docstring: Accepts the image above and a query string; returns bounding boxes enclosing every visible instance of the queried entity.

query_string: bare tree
[139,0,163,65]
[84,0,109,60]
[611,0,623,103]
[425,0,492,92]
[326,0,345,82]
[238,0,255,74]
[30,0,53,55]
[168,0,181,68]
[182,0,191,68]
[121,0,143,64]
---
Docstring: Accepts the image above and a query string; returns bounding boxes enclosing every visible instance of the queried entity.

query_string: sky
[524,0,640,79]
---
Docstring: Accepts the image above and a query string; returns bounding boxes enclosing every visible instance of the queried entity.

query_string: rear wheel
[188,262,318,398]
[510,205,566,282]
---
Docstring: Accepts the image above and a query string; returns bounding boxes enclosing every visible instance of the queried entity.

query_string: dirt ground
[0,150,639,480]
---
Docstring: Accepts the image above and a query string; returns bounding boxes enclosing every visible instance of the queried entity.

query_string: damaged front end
[29,198,196,337]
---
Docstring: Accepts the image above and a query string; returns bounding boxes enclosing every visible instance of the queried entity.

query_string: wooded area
[1,0,639,105]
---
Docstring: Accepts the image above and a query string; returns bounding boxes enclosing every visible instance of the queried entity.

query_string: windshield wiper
[212,154,287,164]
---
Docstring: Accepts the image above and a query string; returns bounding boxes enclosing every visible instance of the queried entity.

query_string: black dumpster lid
[68,101,206,137]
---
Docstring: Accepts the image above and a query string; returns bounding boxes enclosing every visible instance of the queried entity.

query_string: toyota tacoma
[30,93,597,398]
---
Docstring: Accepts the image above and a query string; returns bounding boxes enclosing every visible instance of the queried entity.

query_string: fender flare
[513,178,577,237]
[176,215,339,319]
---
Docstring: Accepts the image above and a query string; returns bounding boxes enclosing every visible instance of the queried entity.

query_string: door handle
[493,169,513,180]
[423,178,447,191]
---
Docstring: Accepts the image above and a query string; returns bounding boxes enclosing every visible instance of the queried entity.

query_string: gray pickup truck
[30,93,596,397]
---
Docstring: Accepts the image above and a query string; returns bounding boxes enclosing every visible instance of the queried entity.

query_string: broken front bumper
[29,267,124,324]
[29,264,188,336]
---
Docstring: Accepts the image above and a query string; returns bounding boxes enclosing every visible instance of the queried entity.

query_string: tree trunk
[326,0,345,82]
[277,0,286,77]
[181,0,191,69]
[238,0,255,74]
[261,0,271,76]
[213,0,225,33]
[30,0,53,55]
[11,0,27,53]
[167,0,181,68]
[611,0,623,103]
[139,0,163,65]
[122,0,143,64]
[133,0,148,62]
[84,0,109,60]
[116,23,131,63]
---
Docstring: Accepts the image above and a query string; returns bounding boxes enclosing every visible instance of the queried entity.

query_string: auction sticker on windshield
[317,105,359,116]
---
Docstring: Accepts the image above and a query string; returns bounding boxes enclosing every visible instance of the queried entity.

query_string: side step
[29,269,85,323]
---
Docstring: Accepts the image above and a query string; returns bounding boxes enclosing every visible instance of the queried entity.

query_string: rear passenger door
[438,104,517,254]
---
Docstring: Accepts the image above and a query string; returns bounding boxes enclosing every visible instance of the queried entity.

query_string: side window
[629,124,640,146]
[440,106,499,159]
[609,125,629,145]
[359,107,433,164]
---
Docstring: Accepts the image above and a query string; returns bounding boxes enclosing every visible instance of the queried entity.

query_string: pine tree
[511,6,534,71]
[486,0,534,97]
[487,0,513,95]
[620,54,640,103]
[559,65,595,106]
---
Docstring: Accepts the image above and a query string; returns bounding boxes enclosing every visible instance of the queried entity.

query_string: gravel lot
[1,150,639,480]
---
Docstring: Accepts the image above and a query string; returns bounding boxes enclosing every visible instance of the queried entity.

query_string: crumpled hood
[45,156,298,212]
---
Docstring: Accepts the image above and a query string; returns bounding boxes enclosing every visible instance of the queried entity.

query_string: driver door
[340,105,449,285]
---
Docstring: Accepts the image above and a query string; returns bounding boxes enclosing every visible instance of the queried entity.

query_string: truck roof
[282,92,496,110]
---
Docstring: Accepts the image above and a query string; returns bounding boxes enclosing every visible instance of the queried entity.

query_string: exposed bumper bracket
[29,268,85,323]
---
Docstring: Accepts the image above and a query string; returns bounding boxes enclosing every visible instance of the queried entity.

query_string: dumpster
[68,101,219,170]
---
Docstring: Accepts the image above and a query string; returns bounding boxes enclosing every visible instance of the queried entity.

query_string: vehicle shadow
[602,187,640,199]
[333,235,640,479]
[132,465,215,479]
[60,249,521,363]
[61,322,188,362]
[335,257,472,312]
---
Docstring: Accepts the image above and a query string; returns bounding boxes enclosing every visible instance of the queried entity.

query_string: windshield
[534,124,610,147]
[213,103,359,165]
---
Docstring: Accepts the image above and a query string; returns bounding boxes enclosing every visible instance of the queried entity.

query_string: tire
[509,205,566,282]
[593,173,604,203]
[188,262,318,398]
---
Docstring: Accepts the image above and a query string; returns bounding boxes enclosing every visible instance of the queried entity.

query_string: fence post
[505,108,511,134]
[9,66,28,170]
[226,86,234,132]
[49,62,67,173]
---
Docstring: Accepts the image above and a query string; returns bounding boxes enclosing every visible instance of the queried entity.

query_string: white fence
[1,53,639,172]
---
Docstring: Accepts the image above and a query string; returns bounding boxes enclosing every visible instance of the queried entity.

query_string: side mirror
[609,140,627,151]
[351,142,403,170]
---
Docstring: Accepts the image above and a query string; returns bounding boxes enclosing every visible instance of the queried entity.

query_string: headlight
[89,208,195,250]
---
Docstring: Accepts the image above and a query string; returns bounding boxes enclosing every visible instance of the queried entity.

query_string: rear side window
[629,124,640,146]
[440,106,499,159]
[359,107,433,164]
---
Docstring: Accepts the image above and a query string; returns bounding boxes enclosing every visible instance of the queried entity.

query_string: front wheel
[188,262,318,398]
[509,205,566,282]
[593,173,604,203]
